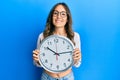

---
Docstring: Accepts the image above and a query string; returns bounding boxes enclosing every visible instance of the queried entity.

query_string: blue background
[0,0,120,80]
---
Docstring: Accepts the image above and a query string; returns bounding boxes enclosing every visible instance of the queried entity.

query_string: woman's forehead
[54,5,66,12]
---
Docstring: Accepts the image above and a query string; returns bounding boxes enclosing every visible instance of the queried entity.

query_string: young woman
[33,2,81,80]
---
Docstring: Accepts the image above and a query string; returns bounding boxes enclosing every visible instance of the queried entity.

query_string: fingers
[33,49,40,62]
[73,48,81,60]
[33,54,38,58]
[73,48,81,64]
[34,57,39,62]
[33,49,39,55]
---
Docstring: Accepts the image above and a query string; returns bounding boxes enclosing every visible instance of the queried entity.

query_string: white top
[34,32,81,67]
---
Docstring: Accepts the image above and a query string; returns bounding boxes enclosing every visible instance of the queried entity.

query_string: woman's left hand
[73,48,81,65]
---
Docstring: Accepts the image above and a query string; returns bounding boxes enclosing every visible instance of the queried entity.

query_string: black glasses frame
[53,10,67,18]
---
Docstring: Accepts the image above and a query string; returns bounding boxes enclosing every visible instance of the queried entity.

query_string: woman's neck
[54,28,67,36]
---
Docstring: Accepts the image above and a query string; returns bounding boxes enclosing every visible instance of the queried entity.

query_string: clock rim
[38,34,75,73]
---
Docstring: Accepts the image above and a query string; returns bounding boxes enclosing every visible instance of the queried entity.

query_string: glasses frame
[53,10,67,18]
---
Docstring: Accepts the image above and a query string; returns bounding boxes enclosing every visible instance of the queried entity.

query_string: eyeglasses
[53,10,67,18]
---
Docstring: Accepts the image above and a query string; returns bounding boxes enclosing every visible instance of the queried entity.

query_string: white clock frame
[38,35,75,73]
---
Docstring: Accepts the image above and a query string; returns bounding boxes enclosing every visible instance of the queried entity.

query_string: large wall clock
[38,35,74,73]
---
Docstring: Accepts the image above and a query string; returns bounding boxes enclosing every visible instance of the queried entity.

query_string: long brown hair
[43,2,75,45]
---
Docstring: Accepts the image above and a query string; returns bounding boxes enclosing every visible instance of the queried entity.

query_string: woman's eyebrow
[54,10,66,12]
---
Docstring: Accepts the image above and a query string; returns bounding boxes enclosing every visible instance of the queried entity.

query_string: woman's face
[52,5,67,28]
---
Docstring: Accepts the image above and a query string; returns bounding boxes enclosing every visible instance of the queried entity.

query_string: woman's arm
[73,32,82,67]
[33,33,44,67]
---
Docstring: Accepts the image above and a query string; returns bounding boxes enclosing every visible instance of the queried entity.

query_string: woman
[33,2,81,80]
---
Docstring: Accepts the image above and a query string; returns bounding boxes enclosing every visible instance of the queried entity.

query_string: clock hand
[53,53,60,56]
[58,51,73,54]
[47,47,60,56]
[47,47,56,54]
[55,39,58,61]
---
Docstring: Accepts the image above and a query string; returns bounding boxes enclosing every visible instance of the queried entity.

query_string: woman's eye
[61,13,66,15]
[53,12,58,15]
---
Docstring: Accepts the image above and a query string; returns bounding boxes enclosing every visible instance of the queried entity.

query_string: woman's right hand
[33,49,40,63]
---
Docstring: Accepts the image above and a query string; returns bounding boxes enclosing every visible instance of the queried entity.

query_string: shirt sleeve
[33,33,44,67]
[73,32,82,67]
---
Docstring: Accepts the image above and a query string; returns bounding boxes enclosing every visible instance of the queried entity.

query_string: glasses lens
[60,11,67,18]
[53,10,67,18]
[53,11,58,17]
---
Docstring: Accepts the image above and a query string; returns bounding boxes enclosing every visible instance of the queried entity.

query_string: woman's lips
[56,20,62,23]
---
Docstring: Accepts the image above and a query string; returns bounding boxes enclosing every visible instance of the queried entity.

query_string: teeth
[57,21,61,22]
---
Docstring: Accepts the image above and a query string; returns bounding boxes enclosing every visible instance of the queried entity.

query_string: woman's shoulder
[38,32,44,40]
[74,32,80,37]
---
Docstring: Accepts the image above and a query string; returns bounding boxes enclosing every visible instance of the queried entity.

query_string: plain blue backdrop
[0,0,120,80]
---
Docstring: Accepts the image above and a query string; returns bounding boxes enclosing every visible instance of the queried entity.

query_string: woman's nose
[57,13,61,18]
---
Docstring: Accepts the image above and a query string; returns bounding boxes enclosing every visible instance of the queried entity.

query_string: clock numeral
[54,38,58,43]
[50,63,53,67]
[44,47,48,50]
[69,53,72,55]
[45,59,48,63]
[63,63,66,67]
[68,58,70,62]
[48,41,52,45]
[63,41,65,44]
[56,65,59,70]
[42,53,45,56]
[67,45,70,49]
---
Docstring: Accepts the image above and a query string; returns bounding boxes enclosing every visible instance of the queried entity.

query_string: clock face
[38,35,74,73]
